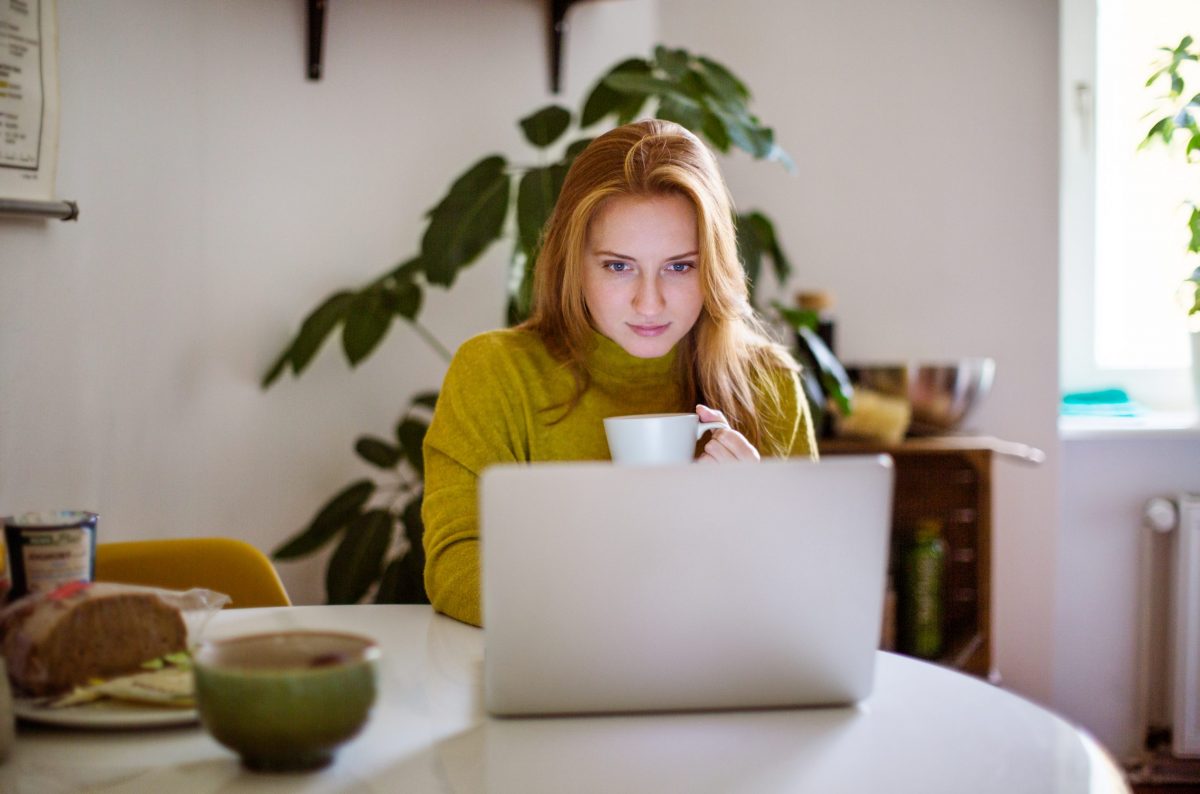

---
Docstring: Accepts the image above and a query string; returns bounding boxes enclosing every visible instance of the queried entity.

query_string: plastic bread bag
[0,581,230,698]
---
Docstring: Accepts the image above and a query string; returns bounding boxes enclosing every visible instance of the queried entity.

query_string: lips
[628,323,670,337]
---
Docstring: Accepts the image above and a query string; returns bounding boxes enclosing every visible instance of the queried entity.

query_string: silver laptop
[480,455,894,716]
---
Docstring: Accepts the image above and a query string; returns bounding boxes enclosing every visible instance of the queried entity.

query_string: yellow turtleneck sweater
[421,327,815,626]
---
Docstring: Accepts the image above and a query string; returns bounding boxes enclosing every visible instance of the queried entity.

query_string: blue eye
[667,262,694,273]
[605,261,631,272]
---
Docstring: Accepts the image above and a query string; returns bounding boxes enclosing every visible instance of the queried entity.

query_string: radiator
[1146,493,1200,758]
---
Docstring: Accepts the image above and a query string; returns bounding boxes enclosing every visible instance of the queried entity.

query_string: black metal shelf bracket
[307,0,327,81]
[303,1,594,91]
[549,0,589,94]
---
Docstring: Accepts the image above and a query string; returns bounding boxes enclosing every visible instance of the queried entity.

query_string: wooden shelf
[821,434,1040,680]
[820,434,1045,464]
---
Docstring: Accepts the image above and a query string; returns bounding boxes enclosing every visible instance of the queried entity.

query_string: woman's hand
[695,404,761,463]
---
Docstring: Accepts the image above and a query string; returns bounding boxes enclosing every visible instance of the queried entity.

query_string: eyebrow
[594,249,699,262]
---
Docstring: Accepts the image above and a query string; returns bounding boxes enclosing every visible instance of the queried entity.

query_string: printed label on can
[0,534,9,603]
[20,527,94,595]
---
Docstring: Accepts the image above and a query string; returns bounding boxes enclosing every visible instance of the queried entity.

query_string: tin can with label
[0,519,10,603]
[2,511,98,601]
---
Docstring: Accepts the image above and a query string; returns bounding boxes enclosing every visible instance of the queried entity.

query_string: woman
[422,119,816,626]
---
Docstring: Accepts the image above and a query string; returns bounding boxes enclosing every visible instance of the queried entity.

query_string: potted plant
[1141,34,1200,405]
[262,46,852,604]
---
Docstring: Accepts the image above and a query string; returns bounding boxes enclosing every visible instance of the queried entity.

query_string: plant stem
[410,320,453,362]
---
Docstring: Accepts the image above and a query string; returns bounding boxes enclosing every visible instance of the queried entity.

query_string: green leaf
[261,291,355,387]
[678,70,711,104]
[411,391,439,411]
[1189,207,1200,253]
[580,58,650,127]
[737,212,791,300]
[261,348,290,390]
[746,124,777,159]
[519,105,572,148]
[373,547,428,604]
[604,72,688,99]
[744,212,792,284]
[374,496,428,604]
[736,213,764,297]
[656,95,706,131]
[707,104,772,159]
[517,164,568,256]
[695,56,751,103]
[767,142,797,173]
[701,108,731,152]
[382,280,422,320]
[422,155,510,287]
[774,303,819,332]
[789,323,828,429]
[615,92,650,125]
[373,556,405,604]
[1172,73,1185,97]
[401,495,425,552]
[292,292,356,373]
[355,436,402,468]
[326,509,393,604]
[387,256,424,280]
[273,479,375,560]
[342,290,392,366]
[396,417,428,474]
[1189,132,1200,161]
[507,242,536,326]
[654,45,690,79]
[797,326,853,416]
[1140,116,1172,149]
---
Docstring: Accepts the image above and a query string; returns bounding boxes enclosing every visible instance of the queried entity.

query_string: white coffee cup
[603,412,730,466]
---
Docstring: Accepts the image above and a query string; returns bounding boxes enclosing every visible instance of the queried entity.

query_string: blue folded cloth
[1060,388,1143,417]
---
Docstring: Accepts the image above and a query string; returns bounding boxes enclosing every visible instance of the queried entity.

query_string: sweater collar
[586,329,677,382]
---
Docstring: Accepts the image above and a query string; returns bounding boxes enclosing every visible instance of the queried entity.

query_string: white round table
[3,605,1129,793]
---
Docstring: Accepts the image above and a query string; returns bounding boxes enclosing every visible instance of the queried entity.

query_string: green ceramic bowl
[193,631,380,772]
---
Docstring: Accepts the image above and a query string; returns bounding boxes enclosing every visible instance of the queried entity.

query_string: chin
[618,333,679,359]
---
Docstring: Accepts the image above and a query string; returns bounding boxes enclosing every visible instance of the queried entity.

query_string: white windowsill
[1058,411,1200,441]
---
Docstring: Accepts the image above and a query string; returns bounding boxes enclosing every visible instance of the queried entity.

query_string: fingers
[694,404,760,463]
[698,427,761,464]
[695,403,727,425]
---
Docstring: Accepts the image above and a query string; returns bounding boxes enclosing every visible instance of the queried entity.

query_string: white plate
[14,697,199,729]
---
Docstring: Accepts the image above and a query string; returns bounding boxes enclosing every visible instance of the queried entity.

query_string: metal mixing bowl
[847,359,996,435]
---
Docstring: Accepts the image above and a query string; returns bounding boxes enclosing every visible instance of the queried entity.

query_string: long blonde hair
[521,119,797,455]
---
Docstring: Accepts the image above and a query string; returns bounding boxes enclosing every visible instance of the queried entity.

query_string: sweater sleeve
[421,334,526,627]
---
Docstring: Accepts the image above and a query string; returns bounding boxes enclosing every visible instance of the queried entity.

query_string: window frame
[1059,0,1196,411]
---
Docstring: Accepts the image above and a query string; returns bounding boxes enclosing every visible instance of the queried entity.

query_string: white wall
[659,0,1062,703]
[1056,436,1200,760]
[0,0,657,605]
[4,0,1072,721]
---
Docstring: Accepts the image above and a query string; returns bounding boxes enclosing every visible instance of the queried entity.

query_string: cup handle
[695,420,729,439]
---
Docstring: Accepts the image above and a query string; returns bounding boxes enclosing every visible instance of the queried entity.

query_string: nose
[632,273,665,316]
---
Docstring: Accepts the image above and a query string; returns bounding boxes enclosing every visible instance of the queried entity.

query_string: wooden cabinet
[819,435,1044,679]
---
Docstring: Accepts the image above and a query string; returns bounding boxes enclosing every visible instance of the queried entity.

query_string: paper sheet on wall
[0,0,59,201]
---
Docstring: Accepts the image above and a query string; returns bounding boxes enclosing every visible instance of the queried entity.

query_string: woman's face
[582,193,704,359]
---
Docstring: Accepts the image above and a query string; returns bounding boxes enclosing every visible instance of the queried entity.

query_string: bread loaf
[0,582,187,696]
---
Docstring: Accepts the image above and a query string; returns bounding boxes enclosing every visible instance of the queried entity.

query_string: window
[1061,0,1197,410]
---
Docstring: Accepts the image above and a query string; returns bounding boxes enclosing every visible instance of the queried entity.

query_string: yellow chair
[94,538,291,608]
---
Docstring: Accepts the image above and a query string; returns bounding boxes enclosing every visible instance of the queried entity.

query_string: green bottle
[904,519,945,659]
